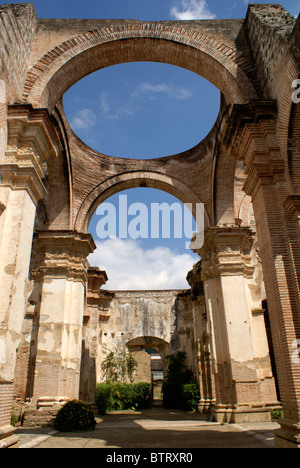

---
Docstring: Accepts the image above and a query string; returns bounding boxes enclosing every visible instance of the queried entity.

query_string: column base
[211,403,277,423]
[22,397,69,427]
[0,424,19,448]
[198,399,214,414]
[274,419,300,448]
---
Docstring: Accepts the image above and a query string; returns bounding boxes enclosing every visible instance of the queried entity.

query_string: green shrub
[180,383,200,412]
[54,400,96,432]
[270,407,283,420]
[132,382,152,409]
[96,382,151,413]
[111,383,135,410]
[96,382,112,415]
[163,382,199,411]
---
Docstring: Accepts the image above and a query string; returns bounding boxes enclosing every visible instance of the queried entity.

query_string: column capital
[87,267,108,293]
[199,227,255,279]
[32,230,96,284]
[223,101,286,199]
[223,99,277,150]
[0,105,61,204]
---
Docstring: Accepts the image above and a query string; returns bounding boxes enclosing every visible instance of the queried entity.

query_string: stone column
[187,265,216,413]
[80,267,108,403]
[25,231,95,422]
[0,105,59,446]
[197,227,278,423]
[227,101,300,447]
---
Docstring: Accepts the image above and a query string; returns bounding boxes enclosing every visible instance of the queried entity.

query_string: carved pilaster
[0,105,60,204]
[199,226,255,280]
[32,230,96,284]
[223,101,300,445]
[25,231,96,418]
[198,226,278,422]
[85,267,110,320]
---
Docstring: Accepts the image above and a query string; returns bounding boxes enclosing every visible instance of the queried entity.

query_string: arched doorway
[127,336,169,405]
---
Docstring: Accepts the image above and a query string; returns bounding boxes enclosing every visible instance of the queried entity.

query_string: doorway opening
[127,336,169,406]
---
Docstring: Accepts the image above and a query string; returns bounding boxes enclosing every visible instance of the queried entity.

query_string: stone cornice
[223,99,278,149]
[222,101,286,199]
[0,164,46,205]
[0,105,61,204]
[88,267,108,292]
[7,105,61,159]
[32,230,96,283]
[200,227,255,279]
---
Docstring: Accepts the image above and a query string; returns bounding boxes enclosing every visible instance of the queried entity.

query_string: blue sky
[5,0,298,20]
[65,63,220,159]
[7,0,298,289]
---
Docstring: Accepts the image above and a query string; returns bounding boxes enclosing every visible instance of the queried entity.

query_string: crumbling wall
[245,4,296,99]
[0,3,38,103]
[96,290,201,383]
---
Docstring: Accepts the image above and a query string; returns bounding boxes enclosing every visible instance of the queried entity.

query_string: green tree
[102,348,137,382]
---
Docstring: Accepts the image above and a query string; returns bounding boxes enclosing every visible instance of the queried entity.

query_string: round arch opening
[63,61,221,159]
[75,170,209,233]
[87,187,200,291]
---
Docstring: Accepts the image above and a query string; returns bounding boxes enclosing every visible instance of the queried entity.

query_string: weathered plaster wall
[94,290,202,384]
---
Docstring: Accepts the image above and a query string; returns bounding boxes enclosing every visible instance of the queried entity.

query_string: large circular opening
[63,62,220,159]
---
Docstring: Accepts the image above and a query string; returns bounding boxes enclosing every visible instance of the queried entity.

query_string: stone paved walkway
[14,408,279,449]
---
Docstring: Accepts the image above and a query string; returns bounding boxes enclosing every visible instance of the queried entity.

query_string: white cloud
[100,92,110,114]
[292,3,300,17]
[98,81,192,122]
[70,108,96,130]
[88,238,196,290]
[99,92,135,120]
[170,0,216,20]
[136,82,193,100]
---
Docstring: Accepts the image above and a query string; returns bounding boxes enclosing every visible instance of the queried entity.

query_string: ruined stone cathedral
[0,2,299,448]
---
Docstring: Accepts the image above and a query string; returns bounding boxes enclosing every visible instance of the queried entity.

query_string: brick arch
[74,170,209,233]
[23,23,259,112]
